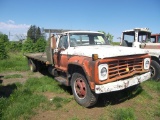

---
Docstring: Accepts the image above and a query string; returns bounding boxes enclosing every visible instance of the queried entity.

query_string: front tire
[150,60,160,81]
[71,73,98,107]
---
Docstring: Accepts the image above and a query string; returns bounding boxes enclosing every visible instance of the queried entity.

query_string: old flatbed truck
[25,30,151,107]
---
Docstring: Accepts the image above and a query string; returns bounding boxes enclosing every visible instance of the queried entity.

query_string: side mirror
[51,35,56,49]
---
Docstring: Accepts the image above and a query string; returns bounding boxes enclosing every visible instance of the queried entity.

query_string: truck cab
[120,28,160,81]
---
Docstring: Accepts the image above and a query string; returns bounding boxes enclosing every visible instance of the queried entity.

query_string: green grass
[4,74,23,79]
[111,108,136,120]
[0,75,71,119]
[24,76,66,93]
[0,84,47,120]
[51,96,72,110]
[144,81,160,92]
[0,52,29,72]
[112,42,120,46]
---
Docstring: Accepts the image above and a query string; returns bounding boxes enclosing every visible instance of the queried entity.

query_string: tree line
[0,25,46,60]
[0,26,114,60]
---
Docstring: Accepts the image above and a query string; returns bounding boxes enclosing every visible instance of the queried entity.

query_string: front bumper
[95,71,151,94]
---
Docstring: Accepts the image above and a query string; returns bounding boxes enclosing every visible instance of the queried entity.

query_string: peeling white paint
[95,72,151,94]
[61,45,147,59]
[145,49,160,58]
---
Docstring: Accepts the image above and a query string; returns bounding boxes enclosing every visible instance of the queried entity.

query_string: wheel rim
[74,78,86,99]
[150,65,155,78]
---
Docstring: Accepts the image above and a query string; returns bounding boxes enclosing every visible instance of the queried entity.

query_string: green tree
[34,37,46,52]
[98,31,114,44]
[0,33,9,47]
[22,38,34,53]
[7,41,22,52]
[0,38,8,60]
[106,33,114,44]
[27,25,42,43]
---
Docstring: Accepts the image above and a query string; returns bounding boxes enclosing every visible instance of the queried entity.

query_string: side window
[58,35,68,49]
[158,36,160,43]
[123,35,134,43]
[151,36,156,43]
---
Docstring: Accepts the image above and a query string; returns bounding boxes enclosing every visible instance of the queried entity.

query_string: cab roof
[123,28,151,33]
[63,31,104,34]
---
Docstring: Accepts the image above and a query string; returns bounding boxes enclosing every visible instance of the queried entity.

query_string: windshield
[123,31,151,43]
[69,33,109,47]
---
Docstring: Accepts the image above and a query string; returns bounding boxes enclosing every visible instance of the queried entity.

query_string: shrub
[34,37,46,52]
[0,38,8,60]
[22,38,34,53]
[7,41,22,52]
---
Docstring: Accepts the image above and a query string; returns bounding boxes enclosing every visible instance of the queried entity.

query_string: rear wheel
[150,60,160,81]
[71,72,98,107]
[28,59,37,72]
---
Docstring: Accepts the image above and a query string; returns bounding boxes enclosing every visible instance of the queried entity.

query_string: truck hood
[144,49,160,57]
[67,45,147,59]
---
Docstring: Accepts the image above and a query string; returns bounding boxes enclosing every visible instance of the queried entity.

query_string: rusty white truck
[25,30,151,107]
[120,28,160,81]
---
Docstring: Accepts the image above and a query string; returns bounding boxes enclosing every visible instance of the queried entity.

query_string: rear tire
[150,60,160,81]
[71,72,98,107]
[28,59,37,72]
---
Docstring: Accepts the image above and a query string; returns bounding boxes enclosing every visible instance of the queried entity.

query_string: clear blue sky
[0,0,160,41]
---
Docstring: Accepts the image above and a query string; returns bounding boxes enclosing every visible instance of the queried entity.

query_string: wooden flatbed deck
[24,52,48,63]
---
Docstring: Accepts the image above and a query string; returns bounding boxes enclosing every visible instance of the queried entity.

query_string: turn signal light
[92,54,98,61]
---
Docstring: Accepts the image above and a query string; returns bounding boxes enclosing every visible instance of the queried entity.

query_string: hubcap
[150,66,155,78]
[75,78,86,98]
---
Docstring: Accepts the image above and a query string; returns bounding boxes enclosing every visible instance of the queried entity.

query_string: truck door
[54,35,69,71]
[121,31,134,47]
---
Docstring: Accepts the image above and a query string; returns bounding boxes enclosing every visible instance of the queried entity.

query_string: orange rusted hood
[67,45,147,59]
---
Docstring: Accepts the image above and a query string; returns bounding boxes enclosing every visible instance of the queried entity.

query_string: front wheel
[71,73,98,107]
[150,60,160,81]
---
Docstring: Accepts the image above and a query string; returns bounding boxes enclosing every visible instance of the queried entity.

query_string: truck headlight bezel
[98,64,108,81]
[144,58,150,70]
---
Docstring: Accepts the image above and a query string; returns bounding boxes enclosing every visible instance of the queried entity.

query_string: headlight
[144,58,150,70]
[98,64,108,81]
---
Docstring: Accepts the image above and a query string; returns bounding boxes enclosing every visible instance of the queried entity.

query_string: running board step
[54,76,68,86]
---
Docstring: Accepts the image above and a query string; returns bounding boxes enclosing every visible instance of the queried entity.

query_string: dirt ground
[0,71,159,120]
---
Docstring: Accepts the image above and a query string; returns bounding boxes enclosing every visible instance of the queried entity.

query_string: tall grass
[0,52,29,72]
